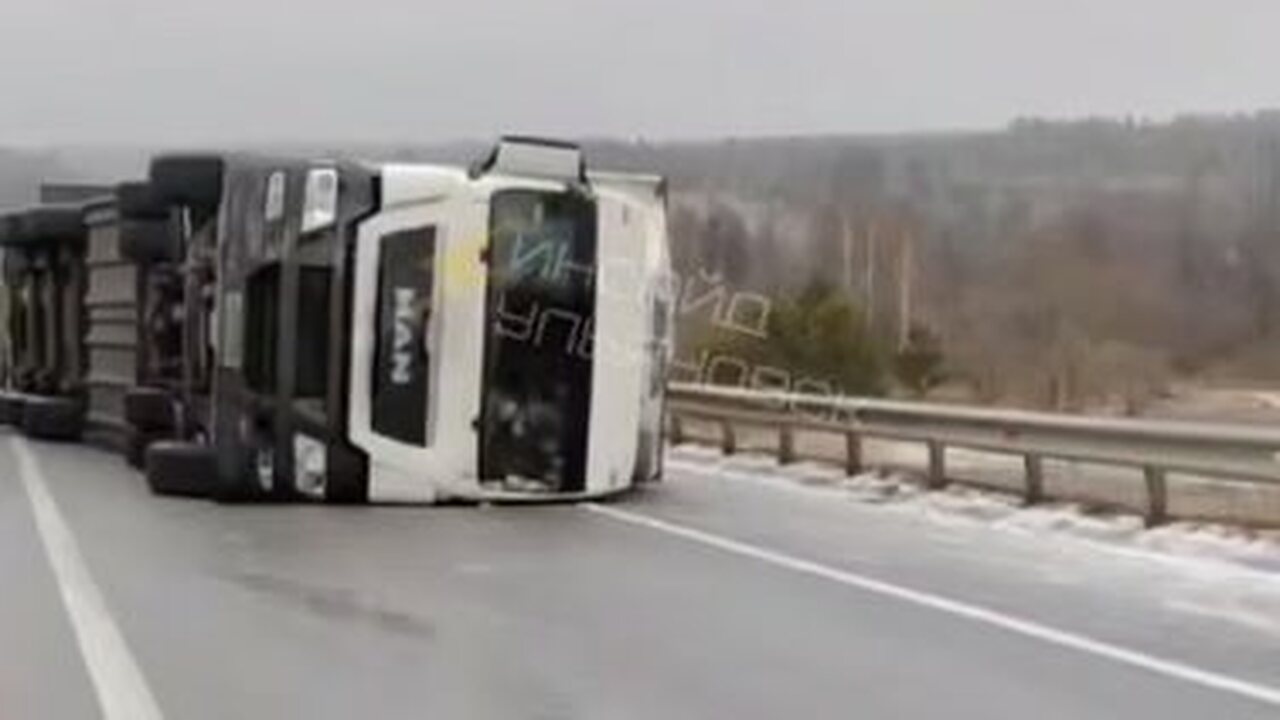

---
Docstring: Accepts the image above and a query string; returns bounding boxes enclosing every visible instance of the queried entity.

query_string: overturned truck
[1,139,673,504]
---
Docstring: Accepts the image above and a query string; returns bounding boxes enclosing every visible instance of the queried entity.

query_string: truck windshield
[480,189,597,492]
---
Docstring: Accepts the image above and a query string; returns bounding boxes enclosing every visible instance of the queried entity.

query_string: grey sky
[3,1,1278,146]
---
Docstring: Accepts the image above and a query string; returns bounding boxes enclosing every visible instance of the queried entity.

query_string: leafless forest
[607,114,1280,415]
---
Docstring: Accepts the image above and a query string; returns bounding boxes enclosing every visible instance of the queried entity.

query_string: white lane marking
[584,502,1280,708]
[11,438,164,720]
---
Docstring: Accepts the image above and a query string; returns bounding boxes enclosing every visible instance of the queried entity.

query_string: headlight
[302,168,338,233]
[293,433,327,499]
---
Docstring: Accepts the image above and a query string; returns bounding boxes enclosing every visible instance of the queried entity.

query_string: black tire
[0,391,26,425]
[119,220,181,264]
[22,207,84,245]
[0,214,23,245]
[149,155,225,211]
[145,441,217,497]
[124,387,176,431]
[20,395,84,441]
[2,250,30,284]
[115,181,169,221]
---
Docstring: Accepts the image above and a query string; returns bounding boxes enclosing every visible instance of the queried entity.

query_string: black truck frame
[125,155,379,501]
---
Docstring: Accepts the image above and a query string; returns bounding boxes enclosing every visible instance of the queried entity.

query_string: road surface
[2,431,1278,719]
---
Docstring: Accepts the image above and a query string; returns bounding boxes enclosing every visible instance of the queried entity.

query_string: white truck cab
[142,138,672,504]
[349,140,673,501]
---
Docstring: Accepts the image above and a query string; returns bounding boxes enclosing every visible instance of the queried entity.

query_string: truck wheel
[145,441,217,498]
[149,155,224,211]
[115,181,169,221]
[22,207,85,247]
[119,221,181,264]
[124,387,176,431]
[0,391,26,425]
[20,396,84,441]
[0,214,21,245]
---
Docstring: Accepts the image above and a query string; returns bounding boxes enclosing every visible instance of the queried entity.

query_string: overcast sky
[2,1,1278,146]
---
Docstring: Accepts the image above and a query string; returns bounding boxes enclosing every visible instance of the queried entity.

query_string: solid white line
[584,502,1280,708]
[11,437,164,720]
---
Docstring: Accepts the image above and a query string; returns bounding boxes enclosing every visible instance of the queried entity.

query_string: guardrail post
[844,431,863,476]
[720,420,737,455]
[778,425,796,465]
[669,414,685,446]
[927,441,947,489]
[1143,466,1168,528]
[1023,454,1044,506]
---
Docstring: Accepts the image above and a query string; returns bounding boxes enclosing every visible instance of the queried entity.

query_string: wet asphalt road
[2,432,1278,719]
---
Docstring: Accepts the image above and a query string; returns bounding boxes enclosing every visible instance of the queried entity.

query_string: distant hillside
[6,113,1280,407]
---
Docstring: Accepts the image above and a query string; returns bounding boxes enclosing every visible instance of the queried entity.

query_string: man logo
[373,227,434,446]
[392,287,417,385]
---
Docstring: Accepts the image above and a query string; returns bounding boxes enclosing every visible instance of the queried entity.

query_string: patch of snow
[1252,391,1280,411]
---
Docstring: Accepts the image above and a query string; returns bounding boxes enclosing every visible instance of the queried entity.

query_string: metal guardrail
[665,383,1280,527]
